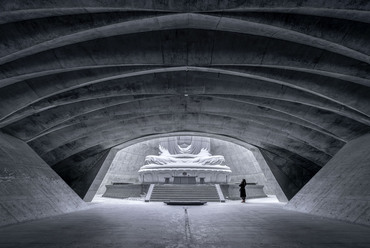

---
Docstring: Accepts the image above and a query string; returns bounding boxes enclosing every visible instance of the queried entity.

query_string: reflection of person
[239,179,247,203]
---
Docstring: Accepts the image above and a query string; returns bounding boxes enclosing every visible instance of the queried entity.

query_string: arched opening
[87,133,288,202]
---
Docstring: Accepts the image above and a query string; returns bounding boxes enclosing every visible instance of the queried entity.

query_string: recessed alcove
[93,135,287,202]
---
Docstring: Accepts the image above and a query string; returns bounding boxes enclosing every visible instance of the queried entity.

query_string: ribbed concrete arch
[3,67,370,118]
[1,63,369,91]
[5,95,348,143]
[2,69,370,135]
[1,13,370,65]
[29,111,338,162]
[1,0,370,23]
[1,1,370,201]
[2,71,359,169]
[35,112,333,165]
[1,29,369,81]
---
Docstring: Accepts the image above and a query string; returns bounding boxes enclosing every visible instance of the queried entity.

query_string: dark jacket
[239,182,246,198]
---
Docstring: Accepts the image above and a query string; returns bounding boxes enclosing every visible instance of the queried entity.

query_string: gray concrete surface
[96,139,160,194]
[83,149,116,202]
[0,197,369,248]
[250,147,288,202]
[0,131,86,227]
[102,184,149,199]
[286,132,370,226]
[211,138,274,194]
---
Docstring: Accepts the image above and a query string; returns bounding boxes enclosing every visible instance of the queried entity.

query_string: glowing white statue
[138,137,232,184]
[144,145,225,166]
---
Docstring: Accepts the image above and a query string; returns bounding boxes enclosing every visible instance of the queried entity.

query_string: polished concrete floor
[0,197,369,248]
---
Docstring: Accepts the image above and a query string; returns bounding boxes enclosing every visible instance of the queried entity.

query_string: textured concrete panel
[52,149,111,199]
[250,148,288,202]
[83,148,118,202]
[96,139,159,194]
[103,184,150,199]
[260,148,317,200]
[0,131,86,227]
[211,139,269,186]
[286,132,370,226]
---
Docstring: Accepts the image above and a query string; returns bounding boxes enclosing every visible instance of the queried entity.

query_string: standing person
[239,179,247,203]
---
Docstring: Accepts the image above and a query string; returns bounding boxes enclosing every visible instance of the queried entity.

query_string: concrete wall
[220,184,267,200]
[96,140,158,194]
[102,184,150,199]
[211,139,273,194]
[0,132,86,227]
[83,148,118,202]
[52,149,111,200]
[259,149,304,201]
[250,148,288,202]
[285,133,370,226]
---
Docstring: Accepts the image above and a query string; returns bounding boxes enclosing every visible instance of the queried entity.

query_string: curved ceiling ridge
[1,90,366,137]
[1,1,369,23]
[44,112,344,157]
[18,101,345,145]
[208,8,370,24]
[0,13,369,66]
[1,91,361,143]
[1,68,368,127]
[51,132,321,177]
[0,8,177,25]
[1,64,368,89]
[33,113,334,166]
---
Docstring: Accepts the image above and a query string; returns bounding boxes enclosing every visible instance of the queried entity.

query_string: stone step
[151,200,220,202]
[152,192,217,195]
[152,191,217,193]
[151,190,217,192]
[153,187,217,190]
[149,184,222,202]
[152,200,220,202]
[151,197,219,200]
[152,190,217,192]
[151,194,218,196]
[151,195,220,198]
[152,189,217,191]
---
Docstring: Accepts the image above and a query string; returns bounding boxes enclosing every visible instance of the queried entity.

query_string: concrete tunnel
[0,1,369,246]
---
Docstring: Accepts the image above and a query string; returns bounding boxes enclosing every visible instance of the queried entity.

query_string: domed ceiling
[1,1,370,199]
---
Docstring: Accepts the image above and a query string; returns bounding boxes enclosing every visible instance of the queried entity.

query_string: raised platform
[102,183,267,201]
[138,165,232,184]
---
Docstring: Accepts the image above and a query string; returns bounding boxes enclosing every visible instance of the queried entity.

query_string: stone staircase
[148,184,223,202]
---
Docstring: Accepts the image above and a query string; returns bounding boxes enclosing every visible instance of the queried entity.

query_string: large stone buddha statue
[138,136,232,184]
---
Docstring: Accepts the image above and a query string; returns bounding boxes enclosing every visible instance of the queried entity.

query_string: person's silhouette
[239,179,247,203]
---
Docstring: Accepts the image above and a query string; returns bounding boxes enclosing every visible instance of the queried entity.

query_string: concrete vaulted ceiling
[1,1,370,199]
